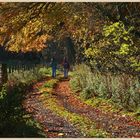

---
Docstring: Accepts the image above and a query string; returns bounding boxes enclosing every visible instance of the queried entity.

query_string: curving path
[23,78,140,138]
[54,80,140,138]
[23,79,82,138]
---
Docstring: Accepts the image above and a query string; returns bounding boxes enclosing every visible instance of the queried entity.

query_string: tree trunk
[1,63,8,85]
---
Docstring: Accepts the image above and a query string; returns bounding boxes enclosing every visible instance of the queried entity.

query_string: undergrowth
[0,67,52,137]
[70,64,140,114]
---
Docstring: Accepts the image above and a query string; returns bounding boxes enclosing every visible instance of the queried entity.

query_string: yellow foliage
[40,87,53,94]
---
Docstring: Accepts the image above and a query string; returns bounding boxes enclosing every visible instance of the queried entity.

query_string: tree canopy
[0,2,140,74]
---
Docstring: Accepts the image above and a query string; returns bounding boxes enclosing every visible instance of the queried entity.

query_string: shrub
[81,86,96,99]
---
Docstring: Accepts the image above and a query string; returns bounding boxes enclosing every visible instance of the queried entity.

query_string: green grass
[72,92,140,121]
[42,79,58,88]
[39,67,52,76]
[39,67,61,76]
[84,97,123,113]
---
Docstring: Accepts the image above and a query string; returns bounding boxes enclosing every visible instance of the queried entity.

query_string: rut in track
[54,80,140,138]
[23,79,82,138]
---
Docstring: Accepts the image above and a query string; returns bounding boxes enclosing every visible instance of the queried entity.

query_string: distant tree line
[0,46,42,62]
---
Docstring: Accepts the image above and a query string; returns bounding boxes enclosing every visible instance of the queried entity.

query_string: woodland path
[23,77,140,138]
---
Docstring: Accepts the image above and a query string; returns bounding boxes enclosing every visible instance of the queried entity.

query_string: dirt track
[23,78,140,138]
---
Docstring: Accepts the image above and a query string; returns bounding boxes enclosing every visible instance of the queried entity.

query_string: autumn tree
[0,2,140,84]
[82,3,140,75]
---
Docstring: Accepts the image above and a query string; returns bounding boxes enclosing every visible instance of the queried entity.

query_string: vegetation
[70,64,140,112]
[0,67,51,137]
[0,2,140,138]
[8,67,43,84]
[0,3,140,82]
[0,83,45,137]
[84,98,140,121]
[84,21,140,74]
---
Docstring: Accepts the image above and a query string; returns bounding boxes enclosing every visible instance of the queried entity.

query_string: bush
[70,64,140,111]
